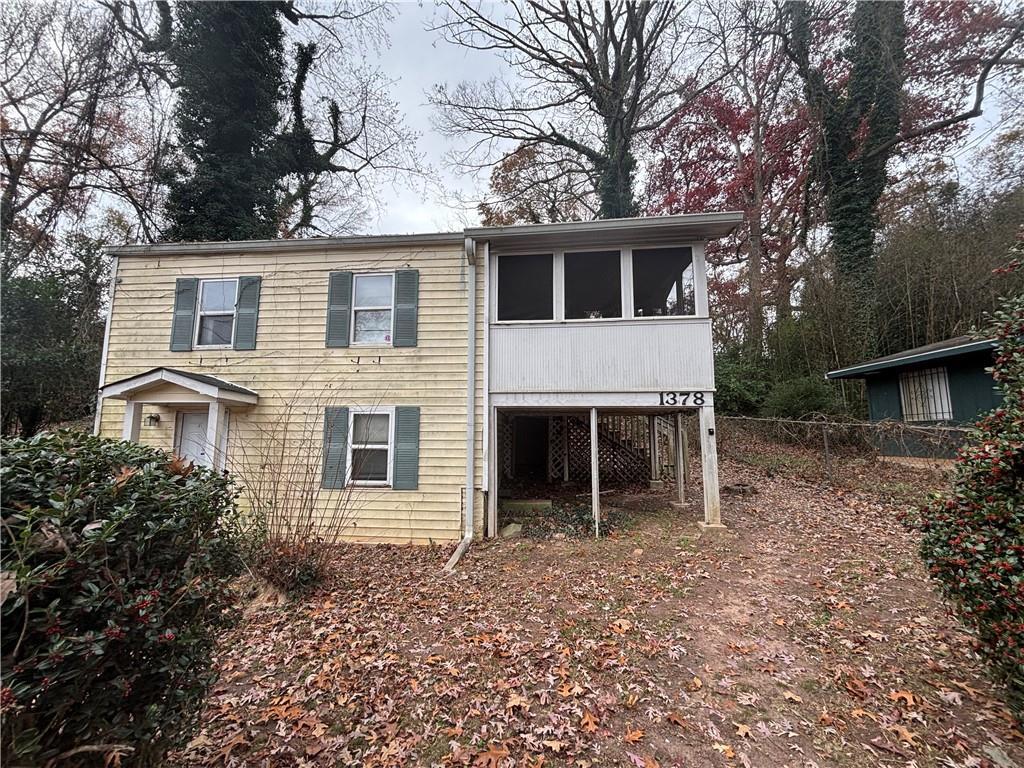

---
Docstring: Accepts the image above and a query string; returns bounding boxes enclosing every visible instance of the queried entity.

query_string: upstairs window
[498,254,553,321]
[632,247,695,317]
[899,367,953,421]
[350,410,392,484]
[353,273,394,344]
[195,278,238,347]
[564,250,622,319]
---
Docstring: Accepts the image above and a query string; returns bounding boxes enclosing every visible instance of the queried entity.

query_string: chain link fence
[715,414,968,485]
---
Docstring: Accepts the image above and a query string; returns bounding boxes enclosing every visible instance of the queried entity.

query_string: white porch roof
[100,367,258,406]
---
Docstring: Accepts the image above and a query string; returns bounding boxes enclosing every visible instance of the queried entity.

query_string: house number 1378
[659,391,705,406]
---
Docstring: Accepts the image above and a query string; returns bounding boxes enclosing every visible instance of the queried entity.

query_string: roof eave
[826,339,997,379]
[108,231,465,258]
[465,211,744,243]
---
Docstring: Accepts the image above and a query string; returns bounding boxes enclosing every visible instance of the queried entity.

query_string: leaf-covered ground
[175,458,1022,767]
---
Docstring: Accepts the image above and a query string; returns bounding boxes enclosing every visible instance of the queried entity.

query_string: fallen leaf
[886,724,920,747]
[783,690,802,703]
[581,710,598,734]
[774,617,787,626]
[113,466,139,490]
[888,690,916,707]
[712,743,736,759]
[167,455,194,477]
[733,722,752,739]
[542,739,565,753]
[666,712,687,729]
[475,743,510,768]
[850,707,877,722]
[624,725,645,744]
[609,619,633,634]
[688,676,703,692]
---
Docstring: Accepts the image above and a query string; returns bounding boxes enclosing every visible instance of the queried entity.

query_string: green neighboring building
[826,336,1001,458]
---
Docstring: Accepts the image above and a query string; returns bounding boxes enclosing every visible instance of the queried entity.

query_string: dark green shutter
[170,278,198,351]
[393,270,419,348]
[233,276,261,350]
[326,271,353,348]
[392,406,421,490]
[321,406,349,489]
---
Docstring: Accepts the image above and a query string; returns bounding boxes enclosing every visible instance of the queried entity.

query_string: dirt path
[174,459,1022,767]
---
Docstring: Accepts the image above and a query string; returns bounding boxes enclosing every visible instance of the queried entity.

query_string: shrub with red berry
[1,431,242,765]
[914,252,1024,714]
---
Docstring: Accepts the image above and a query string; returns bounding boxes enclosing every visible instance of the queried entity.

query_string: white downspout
[444,237,477,571]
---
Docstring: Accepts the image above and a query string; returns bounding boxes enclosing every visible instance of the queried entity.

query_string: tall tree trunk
[746,212,765,356]
[598,121,638,219]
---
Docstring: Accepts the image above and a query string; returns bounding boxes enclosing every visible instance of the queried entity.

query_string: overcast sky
[372,2,507,235]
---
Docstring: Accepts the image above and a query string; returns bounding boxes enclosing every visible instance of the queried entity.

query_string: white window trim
[193,277,238,350]
[346,405,395,487]
[899,366,954,422]
[629,246,698,321]
[491,245,701,325]
[351,272,396,347]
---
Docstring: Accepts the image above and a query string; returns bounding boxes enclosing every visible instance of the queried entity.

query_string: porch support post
[674,412,686,504]
[121,401,142,442]
[590,407,600,539]
[682,413,691,488]
[647,415,662,489]
[206,402,229,471]
[699,405,724,530]
[562,415,569,483]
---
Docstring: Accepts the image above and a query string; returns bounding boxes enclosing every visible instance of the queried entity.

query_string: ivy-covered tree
[784,1,1023,352]
[913,239,1024,712]
[163,2,285,242]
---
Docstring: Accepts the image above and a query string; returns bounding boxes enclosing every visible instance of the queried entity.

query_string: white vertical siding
[489,319,715,394]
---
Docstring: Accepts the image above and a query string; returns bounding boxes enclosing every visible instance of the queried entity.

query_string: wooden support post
[121,401,142,442]
[682,413,691,488]
[205,402,229,471]
[648,414,663,489]
[590,407,600,539]
[562,415,570,483]
[674,412,686,504]
[699,405,723,530]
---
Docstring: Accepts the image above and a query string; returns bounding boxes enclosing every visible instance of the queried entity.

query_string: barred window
[899,366,953,422]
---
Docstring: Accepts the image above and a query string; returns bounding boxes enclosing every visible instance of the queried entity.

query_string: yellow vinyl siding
[97,243,485,544]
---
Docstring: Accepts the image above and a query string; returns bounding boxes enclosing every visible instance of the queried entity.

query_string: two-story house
[94,213,742,554]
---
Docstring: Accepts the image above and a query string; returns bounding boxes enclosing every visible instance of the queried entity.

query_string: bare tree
[430,1,730,219]
[1,1,171,265]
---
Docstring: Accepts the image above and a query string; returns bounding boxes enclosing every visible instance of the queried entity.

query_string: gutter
[92,255,119,435]
[444,236,478,571]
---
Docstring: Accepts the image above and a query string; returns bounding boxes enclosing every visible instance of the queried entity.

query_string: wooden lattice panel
[547,416,567,482]
[563,416,650,484]
[499,411,514,480]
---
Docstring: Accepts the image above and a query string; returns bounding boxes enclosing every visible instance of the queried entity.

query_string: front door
[177,411,211,467]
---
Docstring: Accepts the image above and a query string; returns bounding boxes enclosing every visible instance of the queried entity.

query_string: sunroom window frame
[491,244,706,324]
[346,405,396,487]
[351,271,396,347]
[193,277,239,350]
